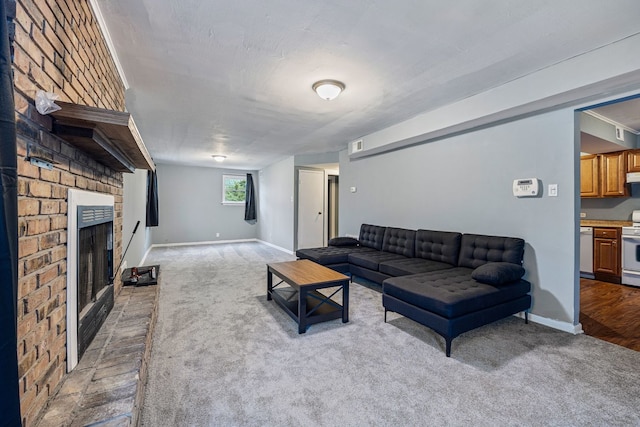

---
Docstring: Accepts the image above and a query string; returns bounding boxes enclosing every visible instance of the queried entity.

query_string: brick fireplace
[8,0,153,425]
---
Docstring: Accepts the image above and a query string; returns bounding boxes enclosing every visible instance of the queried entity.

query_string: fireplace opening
[76,205,114,359]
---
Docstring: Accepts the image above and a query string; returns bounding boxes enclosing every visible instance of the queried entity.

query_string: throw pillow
[471,262,525,285]
[328,237,360,247]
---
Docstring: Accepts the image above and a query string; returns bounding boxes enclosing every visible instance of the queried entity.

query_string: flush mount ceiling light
[312,80,345,101]
[212,155,226,162]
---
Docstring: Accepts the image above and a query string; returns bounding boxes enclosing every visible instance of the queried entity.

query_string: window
[222,174,246,205]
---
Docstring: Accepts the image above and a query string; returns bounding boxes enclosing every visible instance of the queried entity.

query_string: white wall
[340,109,578,327]
[122,169,151,268]
[152,164,258,244]
[258,156,295,252]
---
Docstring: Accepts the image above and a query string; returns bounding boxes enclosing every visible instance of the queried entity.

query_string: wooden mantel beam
[50,101,155,172]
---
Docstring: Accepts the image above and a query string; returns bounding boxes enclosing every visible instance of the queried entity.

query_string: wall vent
[350,139,363,154]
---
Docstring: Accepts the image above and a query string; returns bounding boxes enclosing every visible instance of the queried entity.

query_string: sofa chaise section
[295,224,384,273]
[382,234,531,356]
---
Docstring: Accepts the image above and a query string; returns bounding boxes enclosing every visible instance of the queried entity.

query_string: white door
[297,169,325,249]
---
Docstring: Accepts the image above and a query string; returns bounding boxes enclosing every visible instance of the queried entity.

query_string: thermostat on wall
[513,178,540,197]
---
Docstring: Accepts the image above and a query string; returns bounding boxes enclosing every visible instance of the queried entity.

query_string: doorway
[327,175,339,241]
[577,94,640,352]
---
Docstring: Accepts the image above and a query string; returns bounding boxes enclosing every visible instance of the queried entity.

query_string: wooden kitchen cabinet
[580,151,628,198]
[600,151,628,197]
[580,154,599,197]
[627,149,640,172]
[593,227,621,284]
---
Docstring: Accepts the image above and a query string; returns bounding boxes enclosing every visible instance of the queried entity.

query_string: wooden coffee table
[267,259,349,333]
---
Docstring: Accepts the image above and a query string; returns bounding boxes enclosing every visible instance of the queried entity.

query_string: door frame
[294,167,327,251]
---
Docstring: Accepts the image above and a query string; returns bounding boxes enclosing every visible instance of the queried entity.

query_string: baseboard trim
[256,240,294,255]
[139,245,153,266]
[148,239,294,255]
[151,238,259,248]
[514,312,583,334]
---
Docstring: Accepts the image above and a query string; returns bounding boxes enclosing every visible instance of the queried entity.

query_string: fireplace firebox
[76,206,114,359]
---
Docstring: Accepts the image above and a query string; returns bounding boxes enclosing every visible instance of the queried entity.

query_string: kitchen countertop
[580,220,632,227]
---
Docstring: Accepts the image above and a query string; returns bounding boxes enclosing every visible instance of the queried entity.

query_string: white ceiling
[588,98,640,133]
[95,0,640,170]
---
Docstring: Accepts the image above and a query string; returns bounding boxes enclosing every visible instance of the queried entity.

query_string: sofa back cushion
[358,224,386,250]
[415,230,462,265]
[382,227,416,257]
[457,234,525,268]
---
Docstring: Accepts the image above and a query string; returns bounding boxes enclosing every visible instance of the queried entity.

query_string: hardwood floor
[580,278,640,352]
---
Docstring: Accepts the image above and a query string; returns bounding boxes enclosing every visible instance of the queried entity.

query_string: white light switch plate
[548,184,558,197]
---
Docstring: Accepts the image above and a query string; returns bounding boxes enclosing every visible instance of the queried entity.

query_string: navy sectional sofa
[296,224,531,356]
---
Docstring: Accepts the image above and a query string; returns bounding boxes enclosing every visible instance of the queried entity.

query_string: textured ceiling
[589,98,640,133]
[95,0,640,170]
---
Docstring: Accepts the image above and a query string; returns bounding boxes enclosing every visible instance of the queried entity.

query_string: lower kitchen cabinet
[593,227,621,283]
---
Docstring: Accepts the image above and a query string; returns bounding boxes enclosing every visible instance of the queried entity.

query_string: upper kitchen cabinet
[627,150,640,173]
[580,151,629,198]
[580,154,599,197]
[600,151,629,197]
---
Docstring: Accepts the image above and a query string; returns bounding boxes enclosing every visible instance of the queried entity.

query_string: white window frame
[222,174,246,205]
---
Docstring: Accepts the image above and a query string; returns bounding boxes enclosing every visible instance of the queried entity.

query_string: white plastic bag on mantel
[35,90,61,115]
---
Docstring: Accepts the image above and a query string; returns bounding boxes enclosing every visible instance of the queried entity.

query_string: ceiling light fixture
[312,80,345,101]
[212,155,226,162]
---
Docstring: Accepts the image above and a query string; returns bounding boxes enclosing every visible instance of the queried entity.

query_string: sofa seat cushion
[379,258,454,277]
[349,251,407,271]
[296,246,375,265]
[382,267,531,318]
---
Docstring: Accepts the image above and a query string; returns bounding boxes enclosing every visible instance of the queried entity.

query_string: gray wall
[581,189,640,221]
[581,112,637,150]
[339,109,577,325]
[257,156,295,252]
[294,152,340,166]
[122,169,151,268]
[152,164,258,244]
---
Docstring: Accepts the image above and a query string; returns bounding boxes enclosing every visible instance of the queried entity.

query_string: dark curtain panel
[0,0,23,423]
[146,169,159,227]
[244,173,257,222]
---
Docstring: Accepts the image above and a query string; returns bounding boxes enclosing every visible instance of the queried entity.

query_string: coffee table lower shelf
[270,287,344,331]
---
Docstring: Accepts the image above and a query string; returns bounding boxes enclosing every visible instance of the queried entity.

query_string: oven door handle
[622,235,640,241]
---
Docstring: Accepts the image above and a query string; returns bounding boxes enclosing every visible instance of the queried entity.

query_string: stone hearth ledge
[36,284,159,427]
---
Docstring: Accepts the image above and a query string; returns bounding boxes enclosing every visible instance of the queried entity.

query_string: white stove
[621,210,640,287]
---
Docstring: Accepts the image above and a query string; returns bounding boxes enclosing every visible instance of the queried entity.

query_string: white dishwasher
[580,227,594,278]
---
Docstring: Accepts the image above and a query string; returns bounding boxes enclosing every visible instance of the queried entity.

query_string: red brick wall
[8,0,127,424]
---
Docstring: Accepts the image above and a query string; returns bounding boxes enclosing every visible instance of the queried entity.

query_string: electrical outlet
[580,212,587,218]
[216,232,220,237]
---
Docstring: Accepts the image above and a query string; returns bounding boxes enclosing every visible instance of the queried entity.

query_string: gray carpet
[140,242,640,426]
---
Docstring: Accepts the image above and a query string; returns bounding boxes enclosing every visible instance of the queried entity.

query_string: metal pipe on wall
[0,0,22,424]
